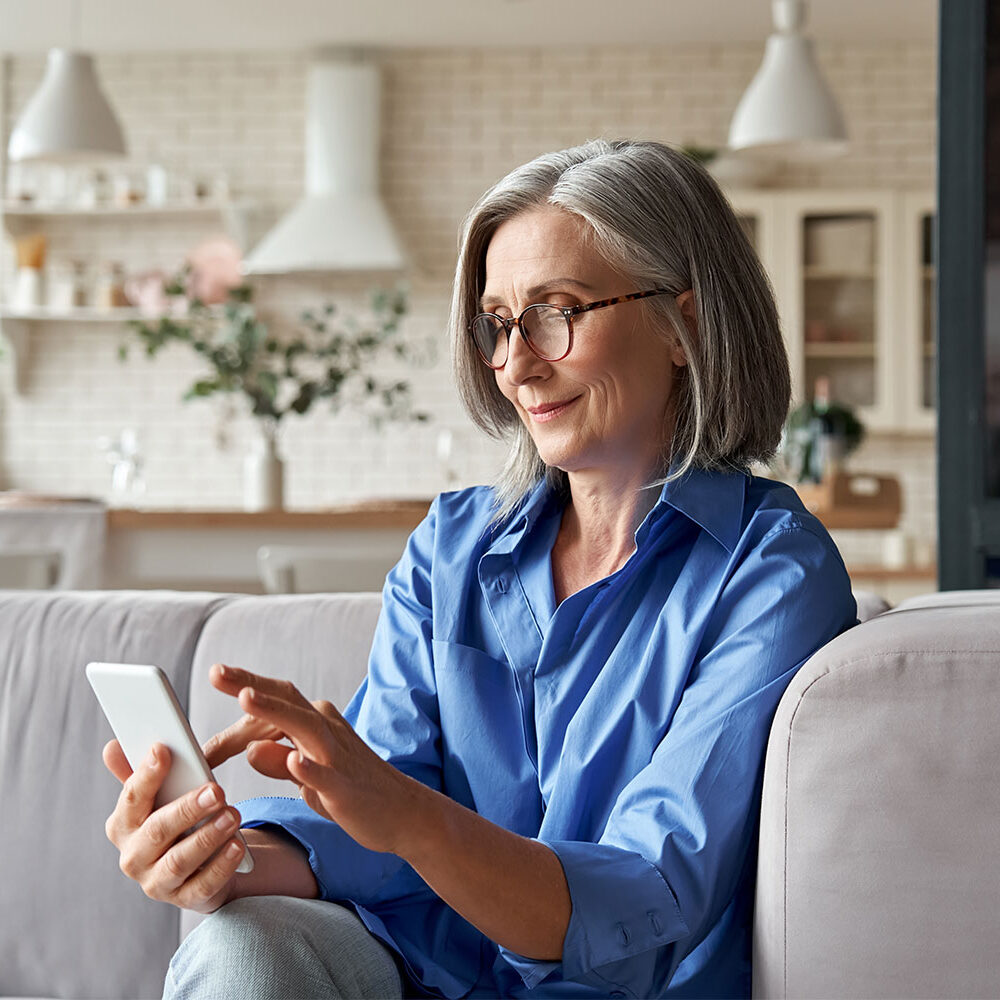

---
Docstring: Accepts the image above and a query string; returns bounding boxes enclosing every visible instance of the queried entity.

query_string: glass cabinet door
[920,211,936,411]
[900,195,938,430]
[782,193,895,427]
[801,212,879,408]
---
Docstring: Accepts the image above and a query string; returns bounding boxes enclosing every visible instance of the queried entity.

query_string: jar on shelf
[112,170,145,208]
[46,260,76,312]
[93,261,129,311]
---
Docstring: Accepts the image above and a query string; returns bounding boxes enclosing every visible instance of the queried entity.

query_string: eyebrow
[479,278,597,311]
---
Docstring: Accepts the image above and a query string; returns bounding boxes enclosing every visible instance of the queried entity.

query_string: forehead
[482,205,613,296]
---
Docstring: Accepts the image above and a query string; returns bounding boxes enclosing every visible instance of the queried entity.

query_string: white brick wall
[0,43,937,547]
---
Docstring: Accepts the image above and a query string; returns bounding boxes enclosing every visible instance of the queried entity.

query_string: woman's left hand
[206,663,417,857]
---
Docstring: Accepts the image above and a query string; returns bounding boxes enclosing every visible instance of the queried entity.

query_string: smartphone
[86,661,254,874]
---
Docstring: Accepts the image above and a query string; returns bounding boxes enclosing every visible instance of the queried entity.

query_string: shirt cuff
[498,839,689,988]
[237,795,409,904]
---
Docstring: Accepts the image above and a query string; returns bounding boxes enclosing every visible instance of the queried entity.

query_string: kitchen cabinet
[0,200,251,394]
[729,189,936,433]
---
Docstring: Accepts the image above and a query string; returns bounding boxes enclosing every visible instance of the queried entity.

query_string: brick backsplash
[0,43,937,549]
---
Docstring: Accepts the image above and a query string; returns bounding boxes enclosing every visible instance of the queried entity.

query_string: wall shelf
[2,200,238,217]
[0,198,250,394]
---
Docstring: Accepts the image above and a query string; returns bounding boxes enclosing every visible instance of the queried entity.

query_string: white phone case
[86,661,254,874]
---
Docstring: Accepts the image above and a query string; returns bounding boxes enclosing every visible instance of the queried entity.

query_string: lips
[525,396,580,422]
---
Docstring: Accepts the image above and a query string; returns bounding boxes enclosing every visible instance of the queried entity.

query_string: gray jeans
[163,896,405,1000]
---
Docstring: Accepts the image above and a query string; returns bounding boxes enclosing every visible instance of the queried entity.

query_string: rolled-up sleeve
[500,522,856,994]
[238,497,444,906]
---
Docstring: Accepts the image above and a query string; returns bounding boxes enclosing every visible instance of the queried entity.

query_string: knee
[165,897,309,998]
[179,896,282,958]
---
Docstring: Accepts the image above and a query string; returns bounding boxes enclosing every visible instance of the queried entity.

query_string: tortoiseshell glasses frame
[469,288,672,370]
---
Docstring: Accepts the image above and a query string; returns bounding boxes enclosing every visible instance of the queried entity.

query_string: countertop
[105,499,433,531]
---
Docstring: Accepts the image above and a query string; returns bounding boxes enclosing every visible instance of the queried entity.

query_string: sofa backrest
[186,592,383,806]
[753,589,1000,998]
[0,590,228,1000]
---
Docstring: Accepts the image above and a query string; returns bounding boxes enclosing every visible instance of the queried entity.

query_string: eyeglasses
[469,288,673,370]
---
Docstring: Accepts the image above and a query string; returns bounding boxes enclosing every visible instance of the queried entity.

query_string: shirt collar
[488,463,750,557]
[485,478,560,557]
[655,463,750,553]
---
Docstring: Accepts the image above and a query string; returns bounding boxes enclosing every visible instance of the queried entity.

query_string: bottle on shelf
[92,261,130,311]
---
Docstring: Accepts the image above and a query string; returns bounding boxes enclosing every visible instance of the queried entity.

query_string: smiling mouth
[525,396,580,422]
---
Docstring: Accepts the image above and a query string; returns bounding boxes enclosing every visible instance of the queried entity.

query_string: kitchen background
[0,25,937,589]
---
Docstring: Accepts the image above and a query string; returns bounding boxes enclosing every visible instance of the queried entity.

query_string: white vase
[243,422,284,512]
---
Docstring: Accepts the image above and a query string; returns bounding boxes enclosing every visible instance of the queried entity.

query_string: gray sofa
[1,587,998,1000]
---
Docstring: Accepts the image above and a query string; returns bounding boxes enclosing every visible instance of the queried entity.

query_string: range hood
[243,56,406,274]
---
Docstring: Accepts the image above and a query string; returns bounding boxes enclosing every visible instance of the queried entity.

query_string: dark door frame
[937,0,996,588]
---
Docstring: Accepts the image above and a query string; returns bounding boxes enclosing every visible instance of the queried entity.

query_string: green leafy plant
[680,144,719,166]
[119,274,429,429]
[783,397,865,483]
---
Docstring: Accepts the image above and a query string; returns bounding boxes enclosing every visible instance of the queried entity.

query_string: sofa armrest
[754,590,1000,998]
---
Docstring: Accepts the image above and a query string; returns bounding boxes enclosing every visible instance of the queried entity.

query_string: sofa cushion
[187,593,383,807]
[0,590,228,1000]
[852,587,891,622]
[753,590,1000,998]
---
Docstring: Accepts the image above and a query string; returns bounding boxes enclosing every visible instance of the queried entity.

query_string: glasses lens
[521,305,570,361]
[471,315,507,368]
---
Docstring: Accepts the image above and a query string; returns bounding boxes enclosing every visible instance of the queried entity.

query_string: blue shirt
[238,466,857,999]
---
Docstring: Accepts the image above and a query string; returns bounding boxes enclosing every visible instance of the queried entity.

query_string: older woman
[103,139,856,999]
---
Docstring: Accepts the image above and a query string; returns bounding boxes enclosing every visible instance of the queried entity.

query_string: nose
[501,323,549,385]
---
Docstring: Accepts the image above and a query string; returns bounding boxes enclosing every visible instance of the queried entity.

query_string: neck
[550,467,662,602]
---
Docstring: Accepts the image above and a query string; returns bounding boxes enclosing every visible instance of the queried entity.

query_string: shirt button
[495,577,507,593]
[610,992,626,998]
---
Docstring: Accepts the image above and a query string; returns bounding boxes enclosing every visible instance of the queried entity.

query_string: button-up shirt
[238,466,857,998]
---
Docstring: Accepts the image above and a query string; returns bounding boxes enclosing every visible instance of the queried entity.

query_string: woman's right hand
[102,739,247,914]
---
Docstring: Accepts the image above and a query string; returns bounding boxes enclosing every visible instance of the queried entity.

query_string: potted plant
[120,271,428,510]
[782,376,865,484]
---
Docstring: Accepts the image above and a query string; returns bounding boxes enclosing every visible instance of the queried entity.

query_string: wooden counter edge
[107,502,432,532]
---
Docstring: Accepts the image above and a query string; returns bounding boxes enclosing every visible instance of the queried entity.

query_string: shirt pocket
[431,640,542,835]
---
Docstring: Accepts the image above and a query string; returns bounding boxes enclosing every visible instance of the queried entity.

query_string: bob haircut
[449,138,791,520]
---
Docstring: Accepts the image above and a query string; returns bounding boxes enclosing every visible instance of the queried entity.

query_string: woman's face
[482,204,687,482]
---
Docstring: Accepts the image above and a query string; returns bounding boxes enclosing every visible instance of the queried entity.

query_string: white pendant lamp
[8,48,127,163]
[728,0,847,159]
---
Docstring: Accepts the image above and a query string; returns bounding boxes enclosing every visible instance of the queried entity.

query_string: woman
[103,139,856,999]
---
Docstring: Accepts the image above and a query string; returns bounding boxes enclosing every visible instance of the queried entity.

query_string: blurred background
[0,0,940,597]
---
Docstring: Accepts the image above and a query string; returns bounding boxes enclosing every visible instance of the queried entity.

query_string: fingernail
[145,749,157,769]
[198,785,219,808]
[217,664,228,677]
[226,840,242,859]
[214,810,235,831]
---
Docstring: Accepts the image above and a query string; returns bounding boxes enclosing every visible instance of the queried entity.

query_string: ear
[672,289,697,367]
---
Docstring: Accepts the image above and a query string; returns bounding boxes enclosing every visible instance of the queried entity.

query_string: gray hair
[449,138,790,520]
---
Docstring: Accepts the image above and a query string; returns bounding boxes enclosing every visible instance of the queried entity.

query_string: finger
[203,714,283,769]
[174,835,247,911]
[146,805,242,896]
[124,780,229,876]
[287,751,335,822]
[311,699,346,725]
[210,664,313,712]
[246,739,299,782]
[103,739,132,784]
[239,686,334,762]
[106,743,172,845]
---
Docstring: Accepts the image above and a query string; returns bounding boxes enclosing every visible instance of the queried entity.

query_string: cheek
[494,369,521,413]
